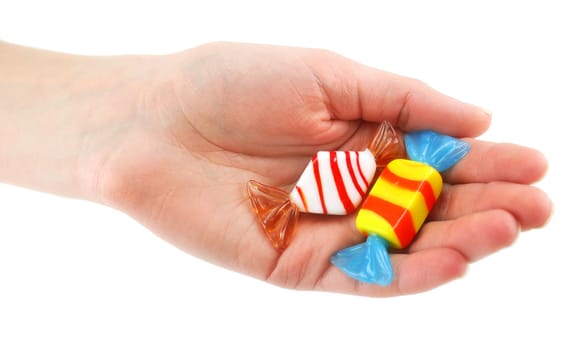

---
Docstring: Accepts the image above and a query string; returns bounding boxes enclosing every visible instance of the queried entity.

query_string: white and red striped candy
[289,150,377,215]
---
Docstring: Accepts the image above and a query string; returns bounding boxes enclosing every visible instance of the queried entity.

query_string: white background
[0,1,571,349]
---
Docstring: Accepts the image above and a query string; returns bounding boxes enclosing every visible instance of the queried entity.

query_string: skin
[0,41,552,297]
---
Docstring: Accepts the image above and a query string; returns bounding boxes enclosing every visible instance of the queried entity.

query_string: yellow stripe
[355,209,401,248]
[369,177,428,231]
[388,159,443,198]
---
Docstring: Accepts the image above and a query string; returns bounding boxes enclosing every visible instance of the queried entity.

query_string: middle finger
[429,182,551,230]
[442,140,547,185]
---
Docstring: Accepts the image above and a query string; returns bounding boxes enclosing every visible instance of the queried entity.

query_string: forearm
[0,42,158,199]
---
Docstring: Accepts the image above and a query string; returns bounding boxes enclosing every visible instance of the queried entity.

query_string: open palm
[92,42,551,297]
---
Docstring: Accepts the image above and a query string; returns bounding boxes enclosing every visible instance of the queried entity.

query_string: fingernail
[481,108,493,118]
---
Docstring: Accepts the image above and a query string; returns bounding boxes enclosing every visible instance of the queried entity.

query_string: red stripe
[330,152,355,214]
[295,186,309,212]
[355,151,368,188]
[361,195,416,248]
[312,155,328,214]
[345,152,364,197]
[381,167,437,210]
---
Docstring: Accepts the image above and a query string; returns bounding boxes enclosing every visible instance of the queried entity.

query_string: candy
[290,150,376,215]
[356,159,443,249]
[330,130,470,286]
[247,122,406,251]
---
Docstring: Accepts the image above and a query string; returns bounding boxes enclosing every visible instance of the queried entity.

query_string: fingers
[304,51,491,137]
[444,140,548,185]
[276,215,467,297]
[392,248,467,295]
[430,182,553,230]
[314,210,517,296]
[312,210,520,296]
[356,69,492,137]
[410,210,519,261]
[316,247,467,297]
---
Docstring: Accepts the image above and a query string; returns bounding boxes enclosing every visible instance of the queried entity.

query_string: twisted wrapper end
[247,180,299,251]
[367,121,407,168]
[330,234,394,286]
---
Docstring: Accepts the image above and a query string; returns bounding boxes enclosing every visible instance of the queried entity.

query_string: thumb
[301,49,491,137]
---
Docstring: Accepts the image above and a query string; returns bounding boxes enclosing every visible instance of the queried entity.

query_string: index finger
[304,51,492,137]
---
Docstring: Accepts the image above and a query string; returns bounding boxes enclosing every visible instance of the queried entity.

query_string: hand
[1,42,552,297]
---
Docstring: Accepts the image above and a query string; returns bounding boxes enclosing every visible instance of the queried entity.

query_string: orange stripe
[361,195,416,248]
[345,152,364,197]
[355,151,368,188]
[330,151,355,214]
[381,168,437,210]
[312,155,328,214]
[295,186,309,212]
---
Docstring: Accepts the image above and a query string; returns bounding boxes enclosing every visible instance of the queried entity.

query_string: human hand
[1,42,552,297]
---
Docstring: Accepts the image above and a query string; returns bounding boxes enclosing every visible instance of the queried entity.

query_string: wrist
[0,43,168,201]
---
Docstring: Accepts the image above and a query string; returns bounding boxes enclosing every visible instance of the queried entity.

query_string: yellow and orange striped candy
[356,158,443,249]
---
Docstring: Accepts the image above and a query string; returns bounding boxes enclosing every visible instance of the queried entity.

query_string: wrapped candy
[330,130,470,286]
[247,122,406,251]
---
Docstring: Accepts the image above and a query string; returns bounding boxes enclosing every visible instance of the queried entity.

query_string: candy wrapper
[247,122,406,250]
[330,130,470,286]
